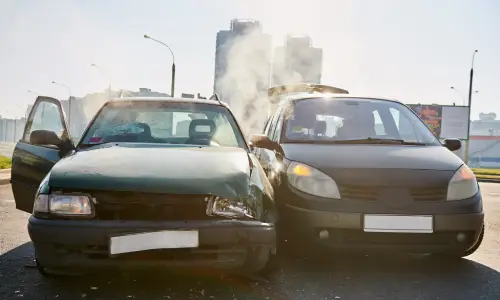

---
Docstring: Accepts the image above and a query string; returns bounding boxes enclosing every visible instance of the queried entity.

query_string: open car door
[11,96,73,213]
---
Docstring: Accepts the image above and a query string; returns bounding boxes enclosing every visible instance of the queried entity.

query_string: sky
[0,0,498,120]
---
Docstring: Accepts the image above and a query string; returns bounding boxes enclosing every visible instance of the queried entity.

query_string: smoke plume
[215,28,320,137]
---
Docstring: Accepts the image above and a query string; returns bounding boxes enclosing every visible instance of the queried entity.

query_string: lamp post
[52,81,72,132]
[143,34,176,97]
[91,63,112,95]
[450,87,466,105]
[463,50,479,165]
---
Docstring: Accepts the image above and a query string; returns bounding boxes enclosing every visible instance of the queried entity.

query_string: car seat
[185,119,216,146]
[314,120,327,138]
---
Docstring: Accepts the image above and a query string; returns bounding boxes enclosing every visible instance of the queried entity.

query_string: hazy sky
[0,0,498,119]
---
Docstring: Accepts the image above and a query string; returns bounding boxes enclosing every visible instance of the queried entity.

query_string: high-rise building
[212,19,272,135]
[213,19,272,107]
[272,35,323,86]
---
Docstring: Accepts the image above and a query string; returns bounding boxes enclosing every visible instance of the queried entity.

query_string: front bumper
[28,217,275,271]
[279,187,484,253]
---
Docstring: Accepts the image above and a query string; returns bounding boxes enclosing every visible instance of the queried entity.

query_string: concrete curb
[477,178,500,183]
[0,168,10,186]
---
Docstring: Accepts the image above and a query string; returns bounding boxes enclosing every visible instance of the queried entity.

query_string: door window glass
[23,101,64,142]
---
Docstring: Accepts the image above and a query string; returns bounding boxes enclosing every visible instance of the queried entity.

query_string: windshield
[283,97,441,145]
[80,101,247,149]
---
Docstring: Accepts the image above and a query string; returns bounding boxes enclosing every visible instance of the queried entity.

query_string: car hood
[49,144,252,199]
[281,144,465,187]
[282,144,463,171]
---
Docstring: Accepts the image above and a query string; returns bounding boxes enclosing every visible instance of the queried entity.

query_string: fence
[0,118,26,143]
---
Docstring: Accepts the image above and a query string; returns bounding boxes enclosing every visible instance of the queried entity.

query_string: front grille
[339,185,447,202]
[409,186,447,202]
[339,185,378,201]
[90,191,212,221]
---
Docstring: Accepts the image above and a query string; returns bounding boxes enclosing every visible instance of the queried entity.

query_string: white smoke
[215,28,321,137]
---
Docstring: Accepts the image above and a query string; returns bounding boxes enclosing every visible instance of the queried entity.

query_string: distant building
[213,19,272,106]
[213,19,272,134]
[272,35,323,86]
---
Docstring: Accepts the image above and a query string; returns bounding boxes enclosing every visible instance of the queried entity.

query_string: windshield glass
[80,101,247,149]
[283,97,441,145]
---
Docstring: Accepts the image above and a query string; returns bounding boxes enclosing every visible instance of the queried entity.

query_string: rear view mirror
[250,134,282,153]
[30,130,62,147]
[443,138,461,151]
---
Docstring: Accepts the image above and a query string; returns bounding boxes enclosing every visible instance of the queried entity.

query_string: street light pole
[144,34,176,97]
[450,86,466,105]
[464,50,478,165]
[52,81,72,132]
[91,63,112,95]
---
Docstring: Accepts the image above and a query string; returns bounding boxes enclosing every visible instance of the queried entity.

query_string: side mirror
[250,134,282,153]
[443,138,461,151]
[30,130,62,147]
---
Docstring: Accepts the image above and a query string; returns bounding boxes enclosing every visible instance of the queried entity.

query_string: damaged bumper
[28,216,275,271]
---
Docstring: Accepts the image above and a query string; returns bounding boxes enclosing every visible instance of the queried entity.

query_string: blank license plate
[363,215,433,233]
[110,230,199,255]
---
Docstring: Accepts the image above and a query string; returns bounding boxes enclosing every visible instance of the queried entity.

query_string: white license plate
[109,230,199,255]
[363,215,433,233]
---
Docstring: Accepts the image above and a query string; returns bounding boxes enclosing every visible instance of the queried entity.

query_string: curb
[477,178,500,183]
[0,168,10,186]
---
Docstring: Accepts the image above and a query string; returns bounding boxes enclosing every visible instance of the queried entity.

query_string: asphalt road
[0,143,14,158]
[1,183,499,300]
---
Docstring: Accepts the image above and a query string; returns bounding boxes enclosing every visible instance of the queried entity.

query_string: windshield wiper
[78,142,113,149]
[332,138,426,145]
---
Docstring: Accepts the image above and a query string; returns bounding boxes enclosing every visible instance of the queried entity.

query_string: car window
[263,117,272,135]
[271,109,285,142]
[390,107,418,141]
[283,97,440,145]
[23,101,65,141]
[266,107,281,138]
[80,102,246,149]
[372,110,387,135]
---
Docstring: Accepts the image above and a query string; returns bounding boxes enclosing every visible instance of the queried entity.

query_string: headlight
[33,194,93,217]
[286,161,340,199]
[447,164,479,201]
[205,196,253,219]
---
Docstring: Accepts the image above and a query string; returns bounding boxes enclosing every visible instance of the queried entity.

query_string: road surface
[1,183,499,299]
[0,143,14,158]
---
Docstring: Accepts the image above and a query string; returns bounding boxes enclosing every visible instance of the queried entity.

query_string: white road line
[4,200,14,203]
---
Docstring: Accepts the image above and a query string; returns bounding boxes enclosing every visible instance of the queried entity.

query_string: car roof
[107,96,229,107]
[278,93,403,105]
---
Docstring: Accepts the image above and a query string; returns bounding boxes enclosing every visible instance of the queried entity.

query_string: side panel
[11,142,60,212]
[11,96,69,213]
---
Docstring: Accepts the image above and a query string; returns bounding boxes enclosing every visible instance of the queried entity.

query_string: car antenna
[209,93,223,105]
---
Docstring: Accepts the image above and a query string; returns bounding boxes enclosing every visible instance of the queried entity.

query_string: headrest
[315,120,327,135]
[189,119,216,138]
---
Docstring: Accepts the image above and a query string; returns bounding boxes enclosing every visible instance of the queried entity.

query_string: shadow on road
[1,242,499,299]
